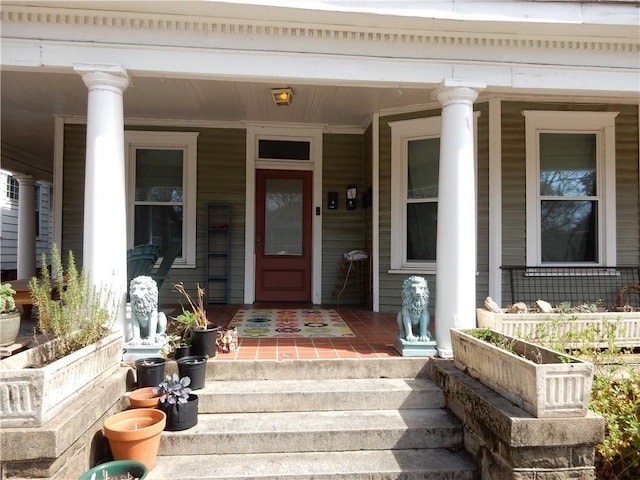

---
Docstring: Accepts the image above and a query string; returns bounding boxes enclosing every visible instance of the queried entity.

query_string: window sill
[388,268,437,275]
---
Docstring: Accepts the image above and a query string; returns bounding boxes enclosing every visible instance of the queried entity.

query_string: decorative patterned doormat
[229,309,355,338]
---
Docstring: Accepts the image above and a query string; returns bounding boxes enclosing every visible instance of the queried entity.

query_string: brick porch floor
[203,305,401,361]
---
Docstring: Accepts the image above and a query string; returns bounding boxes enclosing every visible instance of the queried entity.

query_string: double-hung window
[125,131,198,267]
[389,117,441,273]
[524,111,617,266]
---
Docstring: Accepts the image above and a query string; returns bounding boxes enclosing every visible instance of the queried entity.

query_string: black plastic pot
[135,357,167,388]
[177,355,207,390]
[159,394,199,431]
[189,325,220,358]
[174,344,191,360]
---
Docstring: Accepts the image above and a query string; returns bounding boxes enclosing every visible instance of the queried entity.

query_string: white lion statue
[128,275,167,345]
[397,275,431,342]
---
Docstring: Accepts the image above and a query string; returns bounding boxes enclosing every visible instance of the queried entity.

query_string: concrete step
[164,357,432,382]
[142,358,478,479]
[157,408,462,456]
[147,449,477,480]
[180,378,445,413]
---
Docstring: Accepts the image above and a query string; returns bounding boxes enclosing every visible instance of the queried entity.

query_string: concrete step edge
[182,378,445,413]
[158,409,463,456]
[164,357,433,381]
[148,449,477,480]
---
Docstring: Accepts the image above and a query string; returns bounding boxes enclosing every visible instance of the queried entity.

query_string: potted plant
[172,282,219,357]
[450,327,594,418]
[0,282,21,347]
[168,334,191,360]
[176,355,207,390]
[128,386,161,409]
[168,307,199,359]
[80,459,148,480]
[0,245,123,428]
[103,408,166,471]
[134,357,167,388]
[153,373,199,431]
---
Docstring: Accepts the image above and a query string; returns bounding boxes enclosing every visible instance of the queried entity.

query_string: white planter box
[477,308,640,347]
[0,332,123,428]
[451,328,594,418]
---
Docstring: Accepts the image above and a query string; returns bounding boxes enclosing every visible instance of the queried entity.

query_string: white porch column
[433,80,485,358]
[15,175,37,279]
[75,65,130,335]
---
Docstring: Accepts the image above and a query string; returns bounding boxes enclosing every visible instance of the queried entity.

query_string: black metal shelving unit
[205,203,231,304]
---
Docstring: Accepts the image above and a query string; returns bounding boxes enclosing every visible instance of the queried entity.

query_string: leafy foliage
[29,244,115,359]
[172,282,209,329]
[153,373,192,405]
[522,318,640,479]
[0,283,17,314]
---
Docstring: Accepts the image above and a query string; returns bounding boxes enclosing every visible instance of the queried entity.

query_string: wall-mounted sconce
[271,88,293,106]
[328,191,338,210]
[346,185,357,210]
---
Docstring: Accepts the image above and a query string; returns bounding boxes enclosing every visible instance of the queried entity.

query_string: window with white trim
[6,176,19,201]
[389,117,441,272]
[125,131,199,267]
[524,111,617,266]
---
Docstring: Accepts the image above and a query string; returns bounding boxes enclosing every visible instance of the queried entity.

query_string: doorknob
[256,232,262,244]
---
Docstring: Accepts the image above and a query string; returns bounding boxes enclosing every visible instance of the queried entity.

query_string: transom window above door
[125,131,198,267]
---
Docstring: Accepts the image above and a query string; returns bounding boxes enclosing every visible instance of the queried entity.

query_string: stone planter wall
[0,332,123,427]
[477,308,640,347]
[429,361,604,480]
[451,328,594,418]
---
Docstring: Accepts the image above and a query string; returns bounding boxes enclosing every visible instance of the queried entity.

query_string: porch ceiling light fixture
[271,88,293,106]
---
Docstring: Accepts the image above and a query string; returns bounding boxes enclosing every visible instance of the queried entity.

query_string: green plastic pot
[79,459,148,479]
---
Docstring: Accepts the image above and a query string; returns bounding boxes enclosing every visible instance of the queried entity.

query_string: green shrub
[29,244,115,359]
[523,318,640,479]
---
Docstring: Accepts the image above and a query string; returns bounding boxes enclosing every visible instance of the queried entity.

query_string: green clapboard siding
[322,133,367,305]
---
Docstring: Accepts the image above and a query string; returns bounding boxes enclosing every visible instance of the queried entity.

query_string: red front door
[255,169,313,302]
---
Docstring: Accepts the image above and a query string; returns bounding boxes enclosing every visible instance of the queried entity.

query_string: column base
[122,342,168,362]
[394,335,438,357]
[437,347,454,359]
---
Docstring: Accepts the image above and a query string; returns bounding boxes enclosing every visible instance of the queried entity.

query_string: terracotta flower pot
[128,387,161,409]
[103,408,166,470]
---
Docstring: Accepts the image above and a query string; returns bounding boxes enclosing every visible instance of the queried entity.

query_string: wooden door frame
[243,125,323,304]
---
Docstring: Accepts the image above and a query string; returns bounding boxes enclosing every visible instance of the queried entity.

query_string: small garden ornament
[128,275,167,345]
[393,275,437,357]
[123,275,169,361]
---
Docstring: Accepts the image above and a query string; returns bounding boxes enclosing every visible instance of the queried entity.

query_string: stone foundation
[429,360,604,480]
[0,367,132,479]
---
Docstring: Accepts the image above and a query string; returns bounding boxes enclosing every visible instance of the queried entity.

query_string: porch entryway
[255,170,313,302]
[205,304,400,361]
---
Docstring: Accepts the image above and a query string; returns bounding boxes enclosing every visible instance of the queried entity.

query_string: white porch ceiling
[0,70,431,181]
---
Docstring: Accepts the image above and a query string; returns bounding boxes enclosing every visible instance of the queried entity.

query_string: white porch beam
[75,64,129,336]
[433,79,485,358]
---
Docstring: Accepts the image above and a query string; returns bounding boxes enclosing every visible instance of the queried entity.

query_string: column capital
[433,79,485,108]
[74,64,130,93]
[13,174,36,186]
